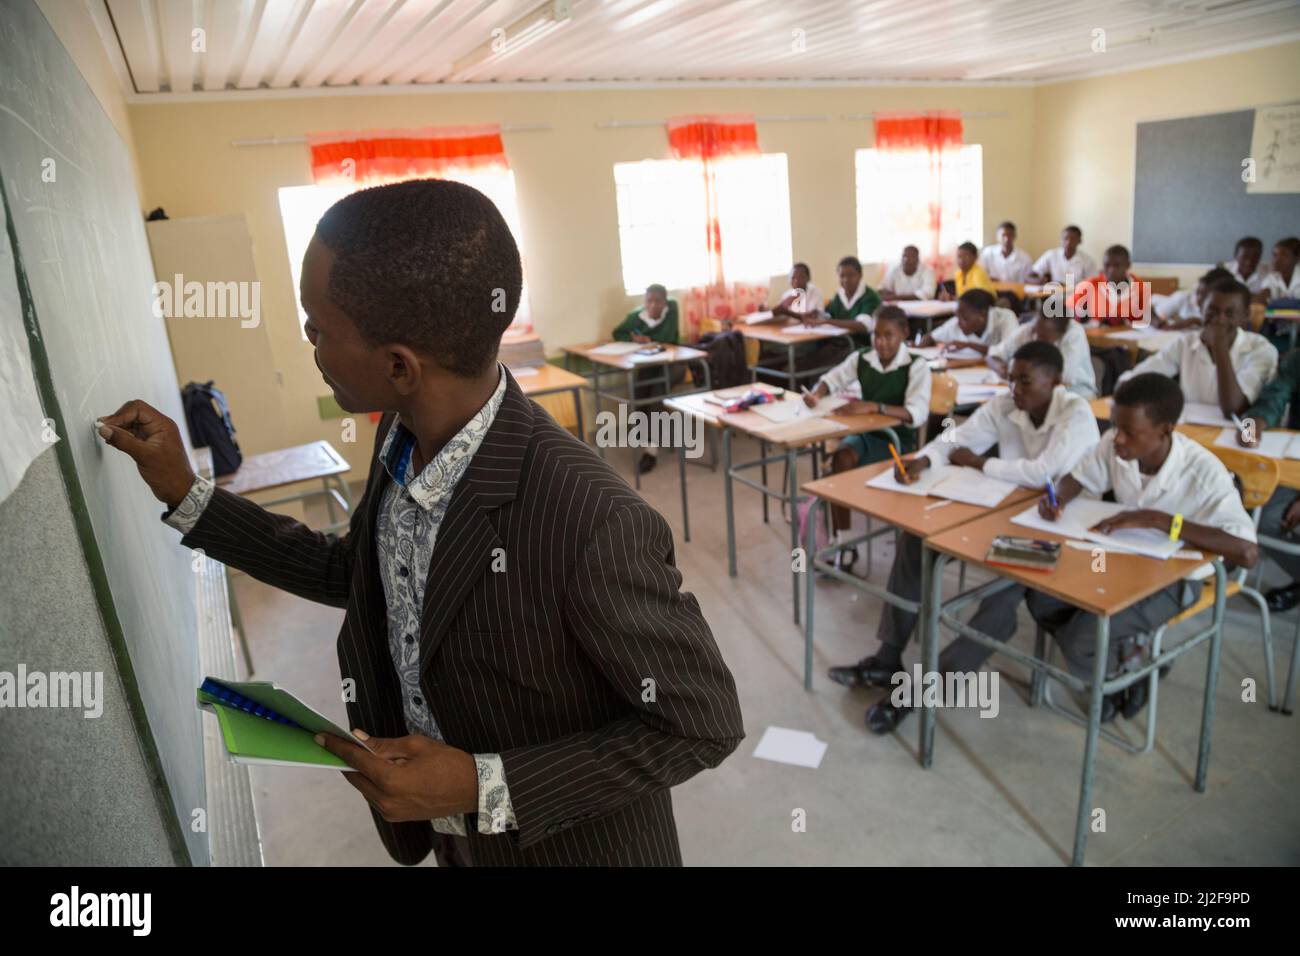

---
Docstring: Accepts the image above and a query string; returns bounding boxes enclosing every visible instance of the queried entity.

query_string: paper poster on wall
[1248,104,1300,194]
[0,211,56,505]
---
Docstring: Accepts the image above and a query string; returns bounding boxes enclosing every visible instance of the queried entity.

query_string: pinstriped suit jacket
[180,370,745,866]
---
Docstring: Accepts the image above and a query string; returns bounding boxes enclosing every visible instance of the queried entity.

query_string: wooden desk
[740,323,854,391]
[511,363,586,443]
[799,461,1038,690]
[562,341,711,490]
[919,505,1228,866]
[895,299,956,335]
[1089,398,1300,491]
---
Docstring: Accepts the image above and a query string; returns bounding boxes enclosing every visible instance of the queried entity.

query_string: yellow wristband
[1169,513,1183,542]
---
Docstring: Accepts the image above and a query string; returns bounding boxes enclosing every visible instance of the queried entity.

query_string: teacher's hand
[96,400,197,509]
[316,730,479,823]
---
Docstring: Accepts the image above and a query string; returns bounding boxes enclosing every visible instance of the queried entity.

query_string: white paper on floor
[752,726,827,769]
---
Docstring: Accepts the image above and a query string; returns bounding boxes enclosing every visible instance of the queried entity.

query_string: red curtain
[667,114,768,341]
[308,125,509,185]
[873,111,963,279]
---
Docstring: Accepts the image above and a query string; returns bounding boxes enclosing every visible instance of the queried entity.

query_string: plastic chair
[1036,447,1280,752]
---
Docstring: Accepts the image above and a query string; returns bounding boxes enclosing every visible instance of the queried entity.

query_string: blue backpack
[182,381,243,477]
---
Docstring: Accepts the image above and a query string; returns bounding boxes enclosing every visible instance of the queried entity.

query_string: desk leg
[629,370,640,490]
[1072,614,1111,867]
[228,574,253,677]
[678,442,690,543]
[786,344,796,393]
[920,548,945,768]
[760,440,770,524]
[593,365,606,459]
[724,428,737,577]
[323,476,336,526]
[788,446,800,625]
[572,386,585,444]
[803,496,819,691]
[1195,563,1227,792]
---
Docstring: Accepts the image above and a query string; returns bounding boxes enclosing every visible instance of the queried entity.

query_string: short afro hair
[1234,236,1262,255]
[958,288,995,313]
[1205,276,1252,312]
[314,178,522,378]
[1114,372,1184,427]
[837,255,863,274]
[873,304,909,334]
[958,241,979,257]
[1011,340,1064,378]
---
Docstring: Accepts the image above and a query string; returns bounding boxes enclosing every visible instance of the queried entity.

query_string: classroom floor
[232,433,1300,866]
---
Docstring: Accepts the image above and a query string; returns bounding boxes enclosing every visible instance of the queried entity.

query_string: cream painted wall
[1030,40,1300,288]
[127,84,1037,464]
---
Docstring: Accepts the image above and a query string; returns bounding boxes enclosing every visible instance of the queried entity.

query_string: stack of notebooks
[1213,427,1300,460]
[865,463,1018,508]
[197,677,372,770]
[986,535,1061,572]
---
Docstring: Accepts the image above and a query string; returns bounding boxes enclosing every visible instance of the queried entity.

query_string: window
[854,145,983,272]
[277,168,532,340]
[613,154,793,295]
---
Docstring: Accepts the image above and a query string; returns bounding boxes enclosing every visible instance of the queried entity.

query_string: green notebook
[197,677,371,771]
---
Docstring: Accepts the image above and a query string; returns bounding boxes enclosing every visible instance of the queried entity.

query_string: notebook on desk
[1010,499,1183,560]
[865,464,1018,507]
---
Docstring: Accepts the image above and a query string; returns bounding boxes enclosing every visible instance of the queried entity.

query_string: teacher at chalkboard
[96,178,744,867]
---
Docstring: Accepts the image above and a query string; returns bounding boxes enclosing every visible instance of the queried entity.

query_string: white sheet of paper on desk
[1213,426,1300,460]
[750,395,848,423]
[956,384,1008,404]
[507,365,540,377]
[1010,499,1182,560]
[897,300,955,317]
[929,468,1018,507]
[948,366,1001,386]
[778,323,845,336]
[589,342,642,355]
[744,310,775,325]
[628,351,674,364]
[1180,402,1236,428]
[912,345,943,359]
[752,726,827,769]
[760,417,848,443]
[865,462,953,497]
[942,347,984,361]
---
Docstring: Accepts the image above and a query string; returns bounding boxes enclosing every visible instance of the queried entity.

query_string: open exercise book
[1213,427,1300,460]
[1009,499,1183,560]
[197,677,373,771]
[865,463,1019,508]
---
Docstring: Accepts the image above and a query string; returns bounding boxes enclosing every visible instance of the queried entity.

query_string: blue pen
[1046,477,1059,509]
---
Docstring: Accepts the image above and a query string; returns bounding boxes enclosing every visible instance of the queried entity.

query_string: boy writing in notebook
[919,288,1019,358]
[96,180,742,868]
[1118,277,1277,418]
[802,306,931,571]
[826,342,1101,733]
[1035,372,1258,720]
[987,303,1098,399]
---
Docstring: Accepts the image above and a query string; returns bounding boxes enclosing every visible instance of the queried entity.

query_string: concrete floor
[233,433,1300,866]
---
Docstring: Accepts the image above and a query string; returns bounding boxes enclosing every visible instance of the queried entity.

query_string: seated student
[753,261,824,324]
[1223,236,1268,295]
[1118,277,1277,418]
[1067,244,1150,326]
[938,242,994,301]
[978,220,1033,284]
[1151,266,1232,330]
[1028,224,1097,286]
[879,245,937,300]
[802,306,930,570]
[827,342,1101,733]
[1237,347,1300,611]
[919,288,1019,358]
[613,283,679,474]
[1258,236,1300,303]
[987,303,1098,399]
[1034,373,1258,720]
[823,255,881,346]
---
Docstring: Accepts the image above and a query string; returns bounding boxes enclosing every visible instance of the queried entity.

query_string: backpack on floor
[182,380,243,477]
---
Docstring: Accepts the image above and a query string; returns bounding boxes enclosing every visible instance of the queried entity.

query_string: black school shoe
[828,653,899,689]
[865,697,913,735]
[1266,582,1300,612]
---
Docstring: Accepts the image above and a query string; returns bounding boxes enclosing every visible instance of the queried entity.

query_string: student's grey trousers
[1259,489,1300,581]
[875,532,1193,680]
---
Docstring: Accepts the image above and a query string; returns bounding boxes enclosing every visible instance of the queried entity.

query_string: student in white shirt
[879,245,937,300]
[1222,236,1268,295]
[920,289,1020,357]
[803,306,931,570]
[987,305,1098,399]
[1119,278,1277,418]
[1029,224,1097,286]
[1034,372,1258,720]
[771,261,824,320]
[979,220,1033,284]
[1258,237,1300,302]
[1151,266,1233,330]
[829,342,1102,733]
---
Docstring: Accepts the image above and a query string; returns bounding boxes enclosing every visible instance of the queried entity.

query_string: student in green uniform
[613,284,680,474]
[802,305,932,569]
[823,255,882,349]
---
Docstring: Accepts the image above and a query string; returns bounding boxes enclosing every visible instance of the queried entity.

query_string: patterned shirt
[167,367,516,838]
